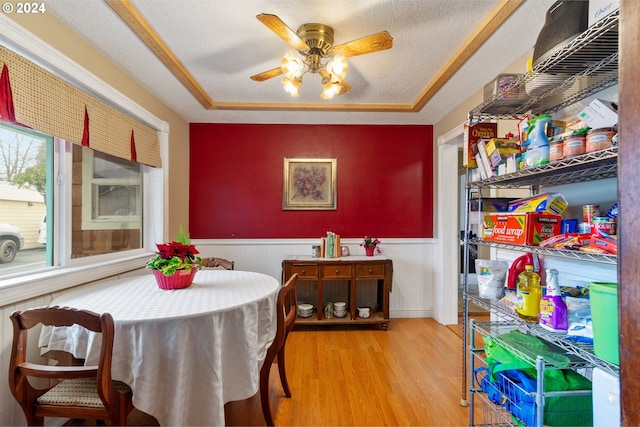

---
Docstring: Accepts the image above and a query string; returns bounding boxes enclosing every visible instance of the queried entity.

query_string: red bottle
[507,253,544,290]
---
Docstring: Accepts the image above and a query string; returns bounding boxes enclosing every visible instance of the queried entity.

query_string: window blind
[0,44,161,167]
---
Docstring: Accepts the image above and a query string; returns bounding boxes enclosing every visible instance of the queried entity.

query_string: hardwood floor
[128,318,480,426]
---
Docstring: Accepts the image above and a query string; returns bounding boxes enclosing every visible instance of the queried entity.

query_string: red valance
[0,64,16,122]
[1,45,161,167]
[82,106,90,147]
[130,130,137,162]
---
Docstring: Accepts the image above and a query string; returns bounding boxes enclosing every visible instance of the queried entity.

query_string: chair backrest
[267,273,298,360]
[8,306,123,424]
[201,257,235,270]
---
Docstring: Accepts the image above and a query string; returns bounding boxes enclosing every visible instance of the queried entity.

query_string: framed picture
[283,158,337,210]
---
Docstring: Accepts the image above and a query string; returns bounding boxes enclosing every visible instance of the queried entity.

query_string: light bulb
[281,52,304,79]
[321,81,340,99]
[282,77,300,97]
[325,55,348,82]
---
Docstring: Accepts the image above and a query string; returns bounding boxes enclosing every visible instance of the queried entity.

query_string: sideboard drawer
[290,264,319,279]
[322,264,352,279]
[356,264,386,279]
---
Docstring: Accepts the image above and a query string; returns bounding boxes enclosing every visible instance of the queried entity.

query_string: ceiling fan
[250,13,393,99]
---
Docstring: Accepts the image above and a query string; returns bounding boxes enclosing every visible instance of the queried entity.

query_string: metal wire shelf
[468,303,619,376]
[461,8,620,413]
[469,10,619,122]
[467,147,617,189]
[468,238,617,265]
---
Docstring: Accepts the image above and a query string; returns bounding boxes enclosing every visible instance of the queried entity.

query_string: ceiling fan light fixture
[282,77,301,97]
[281,51,305,79]
[321,81,340,100]
[253,14,392,100]
[325,55,348,82]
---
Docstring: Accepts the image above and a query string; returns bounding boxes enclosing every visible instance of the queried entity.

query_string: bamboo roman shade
[0,44,161,167]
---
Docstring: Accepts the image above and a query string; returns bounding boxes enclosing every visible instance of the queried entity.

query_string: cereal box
[463,122,498,168]
[482,213,562,246]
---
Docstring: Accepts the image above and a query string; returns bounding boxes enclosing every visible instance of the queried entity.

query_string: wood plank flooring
[128,318,481,426]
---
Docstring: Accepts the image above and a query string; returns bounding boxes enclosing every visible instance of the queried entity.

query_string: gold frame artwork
[283,158,337,210]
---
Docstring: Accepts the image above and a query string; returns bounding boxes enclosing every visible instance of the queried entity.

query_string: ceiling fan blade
[332,31,393,58]
[250,67,284,82]
[338,80,352,95]
[257,13,308,51]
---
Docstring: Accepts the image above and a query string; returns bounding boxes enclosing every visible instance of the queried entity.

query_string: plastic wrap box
[508,193,568,215]
[482,213,562,246]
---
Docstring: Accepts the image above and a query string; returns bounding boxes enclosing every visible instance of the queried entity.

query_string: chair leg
[25,413,44,426]
[277,347,291,398]
[260,354,276,427]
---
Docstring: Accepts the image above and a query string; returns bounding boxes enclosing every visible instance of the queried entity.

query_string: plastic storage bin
[589,282,619,364]
[592,367,620,427]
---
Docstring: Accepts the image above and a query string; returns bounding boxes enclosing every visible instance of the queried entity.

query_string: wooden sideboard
[282,256,393,330]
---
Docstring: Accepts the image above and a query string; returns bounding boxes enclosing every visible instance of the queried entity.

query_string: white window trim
[81,150,142,230]
[0,14,168,306]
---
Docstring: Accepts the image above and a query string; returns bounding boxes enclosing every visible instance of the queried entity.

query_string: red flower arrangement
[146,227,201,276]
[360,236,382,254]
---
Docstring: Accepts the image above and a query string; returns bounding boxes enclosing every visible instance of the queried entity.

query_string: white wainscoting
[0,237,440,425]
[193,238,439,318]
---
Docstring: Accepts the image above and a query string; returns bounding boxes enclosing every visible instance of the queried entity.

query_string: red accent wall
[189,124,433,239]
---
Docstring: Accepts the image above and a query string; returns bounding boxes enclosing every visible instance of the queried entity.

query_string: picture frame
[283,158,337,210]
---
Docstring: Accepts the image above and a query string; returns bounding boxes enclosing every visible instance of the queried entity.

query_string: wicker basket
[152,268,197,290]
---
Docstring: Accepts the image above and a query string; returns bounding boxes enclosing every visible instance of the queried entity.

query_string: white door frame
[434,123,465,325]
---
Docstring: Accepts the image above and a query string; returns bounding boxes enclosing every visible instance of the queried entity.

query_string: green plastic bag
[484,330,571,382]
[482,330,593,426]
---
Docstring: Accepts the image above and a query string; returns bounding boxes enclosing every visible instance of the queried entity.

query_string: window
[0,122,148,275]
[0,122,50,275]
[81,149,142,229]
[74,145,142,258]
[0,17,166,296]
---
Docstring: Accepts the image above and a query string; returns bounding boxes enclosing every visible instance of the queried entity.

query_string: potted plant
[147,227,201,289]
[360,236,381,256]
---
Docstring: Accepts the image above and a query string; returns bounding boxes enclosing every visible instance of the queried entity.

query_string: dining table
[38,269,280,426]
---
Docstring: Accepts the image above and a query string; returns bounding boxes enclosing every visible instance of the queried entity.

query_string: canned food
[591,216,616,236]
[549,140,564,162]
[578,222,591,234]
[583,204,600,223]
[563,136,586,157]
[586,128,614,153]
[606,203,618,220]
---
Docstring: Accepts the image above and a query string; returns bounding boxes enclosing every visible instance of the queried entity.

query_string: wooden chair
[260,273,298,426]
[8,306,134,426]
[201,257,235,270]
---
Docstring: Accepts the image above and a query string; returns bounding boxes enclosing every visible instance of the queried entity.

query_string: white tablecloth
[39,269,280,426]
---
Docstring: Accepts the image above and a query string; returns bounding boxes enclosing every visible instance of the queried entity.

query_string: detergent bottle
[516,265,542,322]
[507,253,544,290]
[524,115,551,168]
[539,269,568,332]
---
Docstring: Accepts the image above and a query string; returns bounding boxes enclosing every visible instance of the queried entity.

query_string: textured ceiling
[44,0,557,125]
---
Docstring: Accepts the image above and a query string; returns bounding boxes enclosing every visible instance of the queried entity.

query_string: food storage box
[483,74,528,104]
[482,213,562,246]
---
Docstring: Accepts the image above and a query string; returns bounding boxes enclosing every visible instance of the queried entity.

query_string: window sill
[0,253,150,307]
